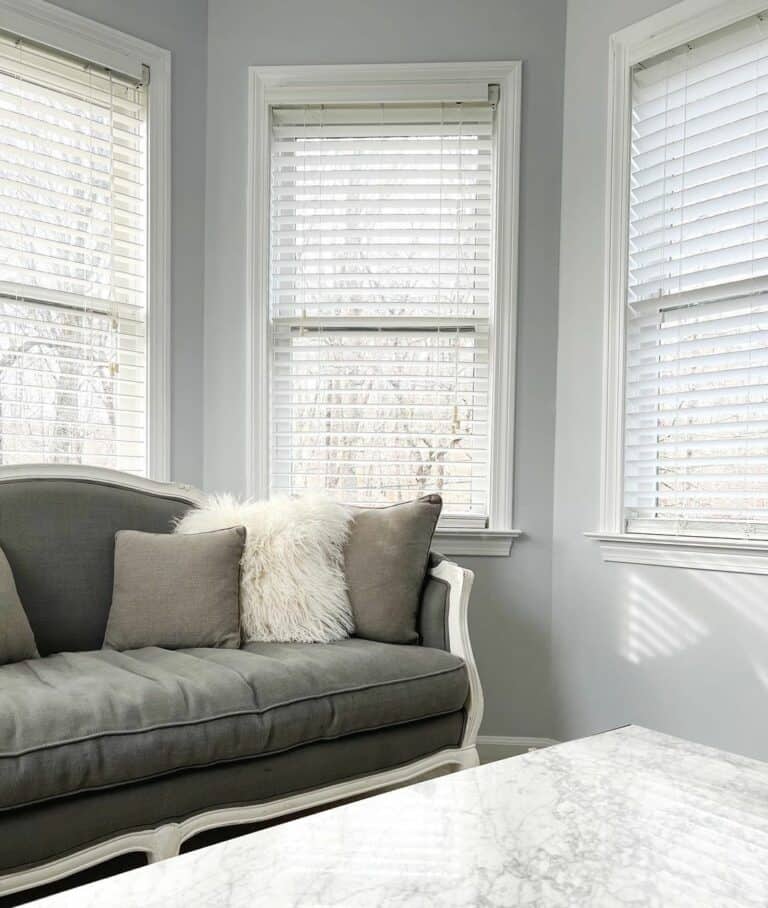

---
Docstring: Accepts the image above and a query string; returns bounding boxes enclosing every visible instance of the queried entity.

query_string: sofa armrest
[418,557,450,652]
[420,552,484,750]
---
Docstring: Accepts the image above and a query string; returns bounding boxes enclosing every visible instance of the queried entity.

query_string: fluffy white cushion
[175,494,353,644]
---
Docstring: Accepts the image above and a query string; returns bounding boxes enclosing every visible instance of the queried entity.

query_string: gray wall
[38,0,768,756]
[552,0,768,761]
[203,0,567,739]
[48,0,208,488]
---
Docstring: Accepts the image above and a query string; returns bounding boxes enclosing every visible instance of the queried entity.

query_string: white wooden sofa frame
[0,465,483,897]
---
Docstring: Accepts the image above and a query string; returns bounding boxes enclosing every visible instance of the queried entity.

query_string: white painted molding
[0,0,172,482]
[599,0,768,542]
[599,29,631,535]
[0,746,479,897]
[0,0,154,78]
[245,62,521,540]
[617,0,768,66]
[430,559,484,747]
[246,66,271,500]
[477,735,558,763]
[433,529,522,557]
[0,464,205,506]
[250,60,523,104]
[145,46,173,483]
[588,532,768,575]
[487,61,521,536]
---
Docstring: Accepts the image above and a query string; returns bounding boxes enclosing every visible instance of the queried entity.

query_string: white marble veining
[34,726,768,907]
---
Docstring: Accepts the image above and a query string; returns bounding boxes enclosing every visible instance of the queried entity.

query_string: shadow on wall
[620,568,768,693]
[551,550,768,759]
[694,570,768,692]
[462,549,552,739]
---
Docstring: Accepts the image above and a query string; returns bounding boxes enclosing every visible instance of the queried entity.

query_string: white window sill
[586,532,768,575]
[433,529,522,557]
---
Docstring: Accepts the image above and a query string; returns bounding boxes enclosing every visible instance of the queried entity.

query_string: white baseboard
[477,735,559,764]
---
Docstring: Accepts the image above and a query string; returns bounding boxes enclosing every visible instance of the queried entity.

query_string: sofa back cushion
[0,478,195,655]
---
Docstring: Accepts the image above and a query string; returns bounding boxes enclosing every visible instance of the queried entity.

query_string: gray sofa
[0,465,482,897]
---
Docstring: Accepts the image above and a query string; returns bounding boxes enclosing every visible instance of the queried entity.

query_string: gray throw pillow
[344,495,442,644]
[104,527,245,651]
[0,545,39,665]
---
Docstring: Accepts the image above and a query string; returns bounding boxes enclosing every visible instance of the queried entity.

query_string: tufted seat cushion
[0,639,468,812]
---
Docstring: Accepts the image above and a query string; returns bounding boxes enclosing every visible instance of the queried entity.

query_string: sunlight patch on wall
[623,574,709,664]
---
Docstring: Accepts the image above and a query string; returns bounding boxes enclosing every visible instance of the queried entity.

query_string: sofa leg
[147,825,182,864]
[437,746,480,776]
[452,746,480,771]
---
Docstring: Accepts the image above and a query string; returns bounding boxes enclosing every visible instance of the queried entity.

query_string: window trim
[246,61,522,555]
[592,0,768,571]
[0,0,172,480]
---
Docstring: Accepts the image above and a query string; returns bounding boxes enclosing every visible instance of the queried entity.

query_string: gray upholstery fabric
[0,639,468,811]
[104,528,244,651]
[344,495,442,644]
[418,572,450,651]
[0,546,38,665]
[0,713,464,874]
[0,479,195,655]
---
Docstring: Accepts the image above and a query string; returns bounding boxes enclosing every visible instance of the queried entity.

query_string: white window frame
[0,0,171,480]
[590,0,768,574]
[247,62,522,556]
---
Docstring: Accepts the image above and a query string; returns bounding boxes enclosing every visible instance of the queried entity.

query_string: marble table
[34,725,768,907]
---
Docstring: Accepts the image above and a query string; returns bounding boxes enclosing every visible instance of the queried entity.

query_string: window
[0,6,170,478]
[252,64,521,548]
[622,12,768,541]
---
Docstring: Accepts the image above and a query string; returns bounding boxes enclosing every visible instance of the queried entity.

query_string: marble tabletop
[34,725,768,907]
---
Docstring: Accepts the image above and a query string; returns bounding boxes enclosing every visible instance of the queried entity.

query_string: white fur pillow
[175,494,353,644]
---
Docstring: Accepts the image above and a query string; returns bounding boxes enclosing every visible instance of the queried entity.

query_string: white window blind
[0,31,148,473]
[625,13,768,538]
[269,98,496,522]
